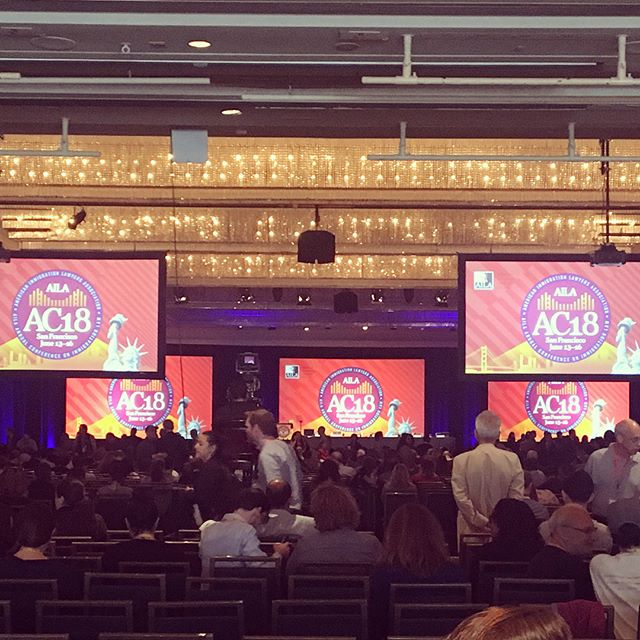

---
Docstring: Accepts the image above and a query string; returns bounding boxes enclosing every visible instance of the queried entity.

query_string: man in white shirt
[257,479,316,539]
[451,410,524,539]
[585,418,640,519]
[246,409,303,510]
[539,470,612,553]
[199,488,290,576]
[590,523,640,640]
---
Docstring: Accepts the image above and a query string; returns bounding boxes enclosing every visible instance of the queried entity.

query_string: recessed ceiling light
[188,40,211,49]
[221,108,242,116]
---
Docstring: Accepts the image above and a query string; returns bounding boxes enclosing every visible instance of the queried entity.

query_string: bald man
[585,418,640,519]
[256,480,316,539]
[528,504,596,600]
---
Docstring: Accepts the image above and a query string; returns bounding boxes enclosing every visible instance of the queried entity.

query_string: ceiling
[2,1,640,346]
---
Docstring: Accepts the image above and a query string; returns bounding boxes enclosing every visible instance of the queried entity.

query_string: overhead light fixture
[174,291,189,304]
[221,108,242,116]
[591,243,627,267]
[434,290,449,307]
[188,40,212,49]
[297,291,311,306]
[362,325,369,331]
[238,288,255,304]
[0,242,11,263]
[68,208,87,230]
[370,289,384,303]
[297,206,336,264]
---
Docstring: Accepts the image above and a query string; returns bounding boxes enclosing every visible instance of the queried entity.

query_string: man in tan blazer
[451,410,524,540]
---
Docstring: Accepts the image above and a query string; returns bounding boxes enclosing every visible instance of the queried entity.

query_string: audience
[286,483,382,575]
[54,479,108,541]
[521,471,551,522]
[257,479,316,539]
[477,498,544,562]
[527,503,596,600]
[27,460,56,505]
[96,459,134,498]
[382,462,417,495]
[199,488,290,576]
[590,522,640,640]
[101,498,184,571]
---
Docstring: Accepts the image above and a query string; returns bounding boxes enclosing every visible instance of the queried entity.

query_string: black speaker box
[297,229,336,264]
[334,290,358,314]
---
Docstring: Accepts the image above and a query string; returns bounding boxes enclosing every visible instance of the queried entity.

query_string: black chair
[100,636,212,640]
[383,492,419,527]
[245,637,353,640]
[176,530,200,540]
[0,579,57,632]
[95,498,130,530]
[476,561,529,602]
[272,599,367,640]
[71,542,118,556]
[35,600,133,640]
[0,636,69,640]
[186,576,269,634]
[85,573,166,631]
[0,601,9,633]
[118,562,189,601]
[458,535,492,581]
[493,578,575,605]
[148,601,244,640]
[418,485,459,555]
[390,583,472,605]
[296,563,373,577]
[53,536,93,556]
[391,603,487,636]
[288,576,369,600]
[210,556,283,598]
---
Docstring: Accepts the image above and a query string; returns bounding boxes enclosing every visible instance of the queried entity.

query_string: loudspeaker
[170,129,208,163]
[334,290,358,314]
[297,229,336,264]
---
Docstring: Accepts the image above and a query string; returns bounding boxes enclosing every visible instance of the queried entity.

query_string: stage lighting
[297,291,312,306]
[174,291,189,304]
[68,208,87,230]
[434,290,449,307]
[370,289,384,303]
[238,288,255,304]
[334,290,358,314]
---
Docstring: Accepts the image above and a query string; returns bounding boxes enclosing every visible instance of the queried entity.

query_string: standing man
[245,409,303,510]
[585,418,640,520]
[451,410,524,539]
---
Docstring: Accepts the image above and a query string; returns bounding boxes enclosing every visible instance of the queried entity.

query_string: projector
[590,243,627,267]
[297,229,336,264]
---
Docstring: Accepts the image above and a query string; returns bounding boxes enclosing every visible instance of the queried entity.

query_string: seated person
[54,479,108,541]
[256,479,316,539]
[27,460,56,505]
[478,498,544,562]
[539,470,612,554]
[0,505,79,599]
[97,459,134,498]
[528,504,596,600]
[286,483,383,575]
[411,458,441,484]
[382,463,417,495]
[101,497,185,571]
[522,471,551,522]
[199,488,290,577]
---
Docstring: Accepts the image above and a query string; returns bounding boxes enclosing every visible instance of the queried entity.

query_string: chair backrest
[106,531,135,541]
[493,578,575,605]
[85,573,166,631]
[177,530,200,540]
[35,600,133,640]
[476,561,529,602]
[272,599,367,640]
[186,577,269,634]
[209,556,282,598]
[417,486,458,555]
[94,498,130,530]
[71,542,118,556]
[0,636,69,640]
[147,601,244,640]
[245,637,354,640]
[602,604,615,640]
[383,492,419,527]
[118,562,189,601]
[0,601,9,633]
[62,555,103,574]
[296,563,373,576]
[0,579,57,633]
[53,536,93,556]
[392,603,487,637]
[390,583,472,605]
[100,635,213,640]
[288,576,369,601]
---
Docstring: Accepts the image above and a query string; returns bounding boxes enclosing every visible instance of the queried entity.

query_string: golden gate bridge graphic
[28,288,87,308]
[536,292,595,311]
[330,380,374,395]
[470,345,554,373]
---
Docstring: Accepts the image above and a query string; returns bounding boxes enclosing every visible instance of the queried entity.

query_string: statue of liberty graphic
[612,317,640,373]
[103,313,147,372]
[385,398,415,436]
[176,396,205,438]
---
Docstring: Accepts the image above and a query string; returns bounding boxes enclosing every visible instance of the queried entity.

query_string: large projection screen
[0,252,164,376]
[461,254,640,378]
[488,380,629,440]
[65,355,213,438]
[279,358,425,437]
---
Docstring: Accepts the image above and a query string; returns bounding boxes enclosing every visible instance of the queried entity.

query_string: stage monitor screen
[0,253,164,375]
[279,358,425,437]
[488,380,629,440]
[65,355,212,438]
[462,255,640,377]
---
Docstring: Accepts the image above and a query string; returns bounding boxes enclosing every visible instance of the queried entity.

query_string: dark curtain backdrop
[0,344,506,451]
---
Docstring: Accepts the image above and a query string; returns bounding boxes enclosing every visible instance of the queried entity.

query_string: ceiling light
[238,288,255,304]
[297,291,311,306]
[221,108,242,116]
[174,292,189,304]
[362,325,369,331]
[370,289,384,303]
[68,208,87,230]
[303,326,310,332]
[434,290,449,307]
[188,40,211,49]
